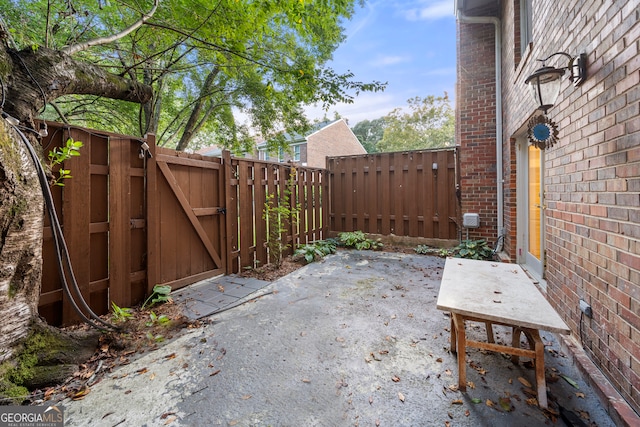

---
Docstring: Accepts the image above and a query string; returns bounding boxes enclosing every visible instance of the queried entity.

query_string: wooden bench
[436,258,570,408]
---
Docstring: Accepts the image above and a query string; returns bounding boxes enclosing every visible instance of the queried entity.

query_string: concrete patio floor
[60,250,623,426]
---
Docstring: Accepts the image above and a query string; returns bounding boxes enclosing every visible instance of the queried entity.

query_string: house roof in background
[256,119,344,148]
[195,145,223,157]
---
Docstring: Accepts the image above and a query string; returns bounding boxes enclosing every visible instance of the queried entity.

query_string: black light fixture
[525,52,587,113]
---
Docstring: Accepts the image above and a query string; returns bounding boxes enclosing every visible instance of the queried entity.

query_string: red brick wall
[456,16,499,243]
[307,119,366,169]
[459,0,640,413]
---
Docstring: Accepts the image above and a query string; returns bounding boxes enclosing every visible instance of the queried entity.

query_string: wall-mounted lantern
[524,52,586,149]
[525,52,587,113]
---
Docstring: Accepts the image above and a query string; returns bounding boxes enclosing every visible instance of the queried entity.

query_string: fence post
[222,150,237,273]
[109,135,132,307]
[62,127,92,323]
[145,134,159,294]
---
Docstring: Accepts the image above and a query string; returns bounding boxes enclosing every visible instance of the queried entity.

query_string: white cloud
[304,92,402,125]
[369,55,411,67]
[401,1,454,21]
[344,0,383,40]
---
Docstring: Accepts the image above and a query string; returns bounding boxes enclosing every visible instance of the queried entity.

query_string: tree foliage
[376,93,454,152]
[351,117,386,153]
[0,0,385,152]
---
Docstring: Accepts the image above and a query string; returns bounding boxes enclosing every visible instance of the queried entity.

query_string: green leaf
[560,374,580,389]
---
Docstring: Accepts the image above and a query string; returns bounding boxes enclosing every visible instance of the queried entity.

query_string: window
[293,145,301,162]
[520,0,532,56]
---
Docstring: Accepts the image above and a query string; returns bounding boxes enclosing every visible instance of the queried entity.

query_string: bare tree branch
[62,0,159,55]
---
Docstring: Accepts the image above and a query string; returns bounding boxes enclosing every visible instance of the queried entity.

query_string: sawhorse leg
[512,327,547,408]
[451,313,467,392]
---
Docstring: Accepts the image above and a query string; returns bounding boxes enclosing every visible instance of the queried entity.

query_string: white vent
[463,213,480,228]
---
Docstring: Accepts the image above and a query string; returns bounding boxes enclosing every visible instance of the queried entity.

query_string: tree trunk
[0,42,152,361]
[175,66,220,151]
[0,121,44,362]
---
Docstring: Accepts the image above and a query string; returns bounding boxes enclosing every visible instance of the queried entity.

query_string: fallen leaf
[302,378,311,383]
[486,399,495,407]
[149,373,156,380]
[525,397,538,406]
[165,353,176,360]
[398,392,405,402]
[72,387,90,400]
[575,392,585,398]
[210,369,221,376]
[392,376,400,382]
[578,410,590,420]
[164,415,177,425]
[471,398,482,404]
[436,357,443,363]
[467,381,475,389]
[448,411,454,419]
[217,285,225,292]
[379,350,389,355]
[136,367,149,375]
[375,420,380,426]
[445,422,450,427]
[499,397,514,412]
[160,412,176,420]
[241,395,252,400]
[465,409,470,417]
[444,369,452,376]
[560,374,580,389]
[369,396,373,405]
[518,377,532,388]
[447,384,459,392]
[452,399,463,405]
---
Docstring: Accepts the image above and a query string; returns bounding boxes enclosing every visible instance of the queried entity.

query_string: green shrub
[453,239,494,260]
[338,231,383,251]
[295,239,337,264]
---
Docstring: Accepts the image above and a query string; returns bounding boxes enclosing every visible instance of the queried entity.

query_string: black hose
[10,122,119,331]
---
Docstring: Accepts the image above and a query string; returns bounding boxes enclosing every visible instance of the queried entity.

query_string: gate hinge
[217,207,227,215]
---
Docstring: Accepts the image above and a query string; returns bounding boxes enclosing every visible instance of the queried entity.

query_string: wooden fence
[327,149,459,240]
[38,123,458,325]
[39,122,327,325]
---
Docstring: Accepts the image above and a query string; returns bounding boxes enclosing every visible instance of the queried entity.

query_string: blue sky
[305,0,457,125]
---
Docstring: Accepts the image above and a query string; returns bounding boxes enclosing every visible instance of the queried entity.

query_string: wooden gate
[145,145,227,291]
[327,149,459,240]
[38,122,325,325]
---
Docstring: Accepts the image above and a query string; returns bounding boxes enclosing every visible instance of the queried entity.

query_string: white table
[436,258,570,408]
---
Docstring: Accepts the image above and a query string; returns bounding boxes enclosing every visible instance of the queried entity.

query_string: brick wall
[459,0,640,413]
[307,119,366,169]
[456,11,499,243]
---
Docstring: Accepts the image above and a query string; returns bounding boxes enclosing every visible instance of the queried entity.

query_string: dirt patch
[33,301,201,405]
[238,255,307,282]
